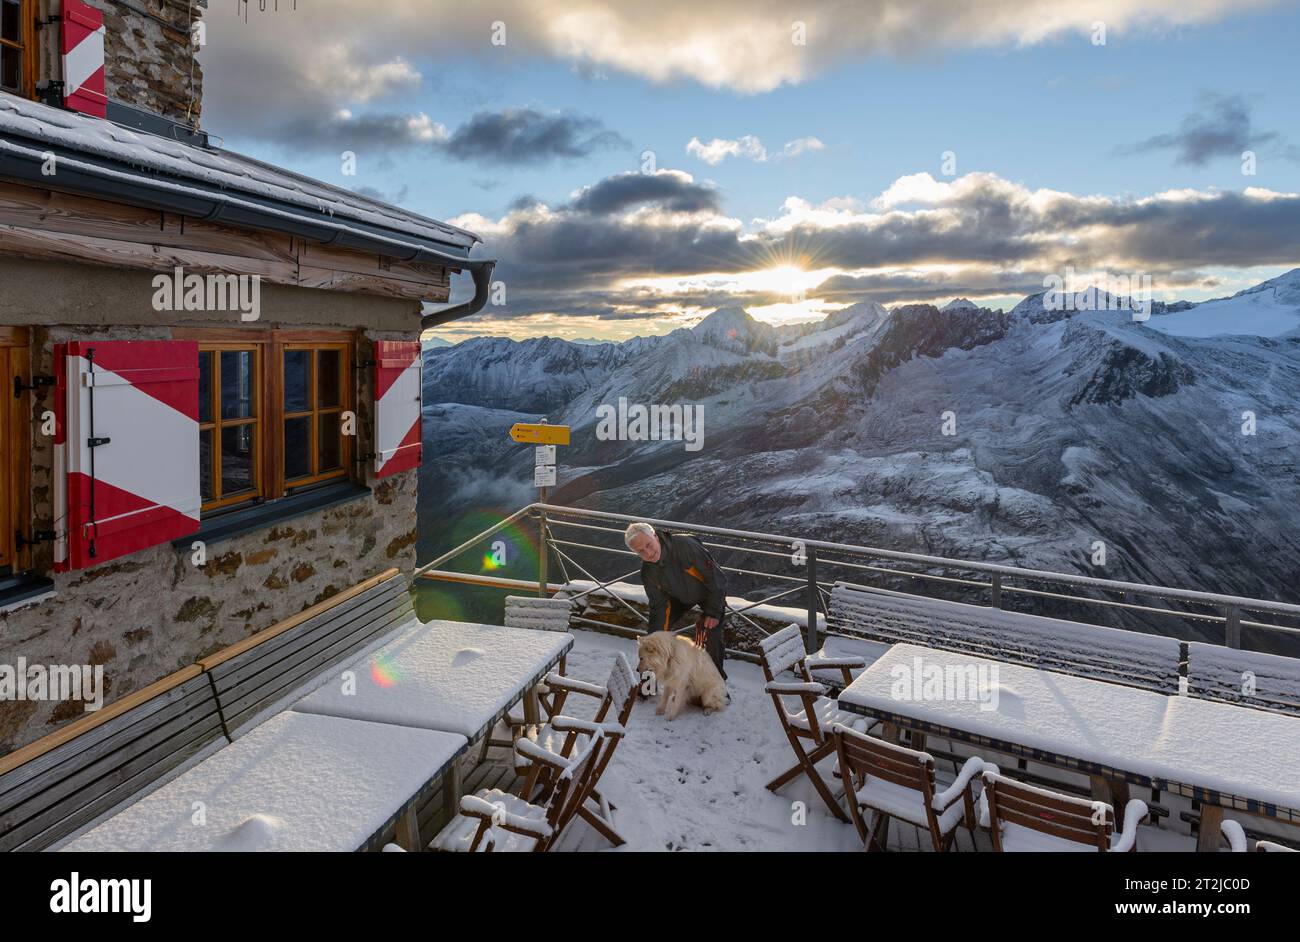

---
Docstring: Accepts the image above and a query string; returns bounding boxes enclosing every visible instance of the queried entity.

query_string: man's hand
[694,615,720,648]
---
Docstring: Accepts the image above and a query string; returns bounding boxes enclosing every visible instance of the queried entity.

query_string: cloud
[1119,92,1292,166]
[449,167,1300,322]
[442,108,628,165]
[201,0,1271,126]
[568,171,721,214]
[686,134,825,165]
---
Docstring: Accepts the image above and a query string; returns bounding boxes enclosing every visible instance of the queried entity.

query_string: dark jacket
[641,529,726,631]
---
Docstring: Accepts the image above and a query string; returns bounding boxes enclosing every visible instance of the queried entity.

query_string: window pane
[220,425,256,496]
[318,412,341,472]
[198,352,213,424]
[284,350,310,412]
[284,416,310,480]
[0,47,19,93]
[220,350,255,419]
[199,429,214,502]
[1,2,18,43]
[317,349,341,408]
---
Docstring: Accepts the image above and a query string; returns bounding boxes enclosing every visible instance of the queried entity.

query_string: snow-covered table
[291,619,573,740]
[63,711,467,852]
[838,643,1300,850]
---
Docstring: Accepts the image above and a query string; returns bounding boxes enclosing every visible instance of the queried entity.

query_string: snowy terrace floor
[432,627,1297,853]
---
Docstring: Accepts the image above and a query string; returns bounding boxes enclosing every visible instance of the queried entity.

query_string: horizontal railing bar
[534,504,1300,616]
[414,569,568,593]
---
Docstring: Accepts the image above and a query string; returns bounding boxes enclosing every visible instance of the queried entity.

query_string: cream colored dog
[636,631,728,720]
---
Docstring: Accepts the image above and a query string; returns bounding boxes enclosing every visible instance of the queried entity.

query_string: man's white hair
[624,521,656,550]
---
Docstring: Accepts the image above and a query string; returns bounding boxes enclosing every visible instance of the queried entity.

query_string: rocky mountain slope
[419,272,1300,649]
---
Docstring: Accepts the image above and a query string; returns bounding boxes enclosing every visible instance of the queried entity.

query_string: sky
[201,1,1300,342]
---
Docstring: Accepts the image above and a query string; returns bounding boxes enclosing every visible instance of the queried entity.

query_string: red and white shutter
[61,0,107,119]
[373,340,422,478]
[56,341,200,572]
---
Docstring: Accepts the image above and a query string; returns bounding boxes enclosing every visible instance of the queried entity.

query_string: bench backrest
[199,569,413,735]
[0,666,225,852]
[828,582,1182,693]
[504,595,574,632]
[1186,642,1300,716]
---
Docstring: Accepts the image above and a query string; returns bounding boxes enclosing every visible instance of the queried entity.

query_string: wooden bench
[199,569,415,737]
[0,568,413,851]
[826,581,1182,693]
[0,665,225,852]
[1185,642,1300,717]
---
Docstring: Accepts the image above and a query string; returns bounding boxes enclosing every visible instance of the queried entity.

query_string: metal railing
[414,503,1300,659]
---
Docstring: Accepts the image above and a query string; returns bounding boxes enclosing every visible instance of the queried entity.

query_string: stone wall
[0,258,427,755]
[88,0,204,126]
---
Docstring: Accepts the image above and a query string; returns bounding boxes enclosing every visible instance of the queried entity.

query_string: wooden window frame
[179,328,357,518]
[0,0,37,100]
[198,343,264,512]
[0,326,31,575]
[279,341,352,492]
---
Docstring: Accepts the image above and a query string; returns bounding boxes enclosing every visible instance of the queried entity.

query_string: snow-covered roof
[0,93,480,254]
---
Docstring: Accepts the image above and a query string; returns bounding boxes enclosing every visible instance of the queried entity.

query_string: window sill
[174,481,372,550]
[0,573,56,614]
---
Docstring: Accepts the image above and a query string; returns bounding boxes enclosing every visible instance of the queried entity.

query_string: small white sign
[534,465,556,487]
[535,445,556,466]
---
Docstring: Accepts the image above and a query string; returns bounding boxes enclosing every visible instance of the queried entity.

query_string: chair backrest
[829,582,1181,693]
[540,729,605,846]
[504,595,574,632]
[758,624,808,680]
[836,724,936,805]
[0,665,225,852]
[199,569,413,735]
[605,653,639,726]
[1186,642,1300,717]
[983,771,1112,851]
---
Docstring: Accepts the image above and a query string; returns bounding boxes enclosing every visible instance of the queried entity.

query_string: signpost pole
[538,487,548,598]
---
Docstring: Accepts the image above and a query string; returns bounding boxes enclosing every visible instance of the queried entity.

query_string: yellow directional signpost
[509,422,571,446]
[509,422,571,596]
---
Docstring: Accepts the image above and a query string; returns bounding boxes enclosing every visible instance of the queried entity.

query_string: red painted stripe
[66,341,199,420]
[66,472,198,570]
[374,340,420,401]
[377,417,422,478]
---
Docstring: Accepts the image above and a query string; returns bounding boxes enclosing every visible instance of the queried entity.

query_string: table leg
[395,807,420,852]
[523,684,541,729]
[1197,804,1224,853]
[881,722,900,744]
[442,762,463,823]
[1089,774,1130,809]
[910,731,928,754]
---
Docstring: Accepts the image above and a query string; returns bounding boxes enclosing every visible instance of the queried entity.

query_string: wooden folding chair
[980,770,1147,852]
[834,724,983,851]
[431,722,607,853]
[515,652,639,847]
[758,624,869,822]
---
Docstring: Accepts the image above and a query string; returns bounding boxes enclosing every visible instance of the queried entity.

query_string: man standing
[625,521,727,681]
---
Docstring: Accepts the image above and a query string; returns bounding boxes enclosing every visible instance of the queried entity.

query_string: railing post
[805,546,819,655]
[537,495,548,599]
[990,573,1002,609]
[1224,605,1241,649]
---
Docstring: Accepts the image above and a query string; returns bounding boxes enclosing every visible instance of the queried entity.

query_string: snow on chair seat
[808,636,893,691]
[1185,642,1300,717]
[980,769,1148,852]
[787,698,870,737]
[431,722,605,852]
[758,624,867,823]
[834,724,984,851]
[828,582,1182,693]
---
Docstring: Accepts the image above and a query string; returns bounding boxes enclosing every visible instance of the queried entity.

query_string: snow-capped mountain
[419,271,1300,649]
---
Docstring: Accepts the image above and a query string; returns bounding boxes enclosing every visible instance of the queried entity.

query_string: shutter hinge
[87,436,111,448]
[354,453,377,464]
[16,530,56,550]
[13,374,55,398]
[352,360,375,370]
